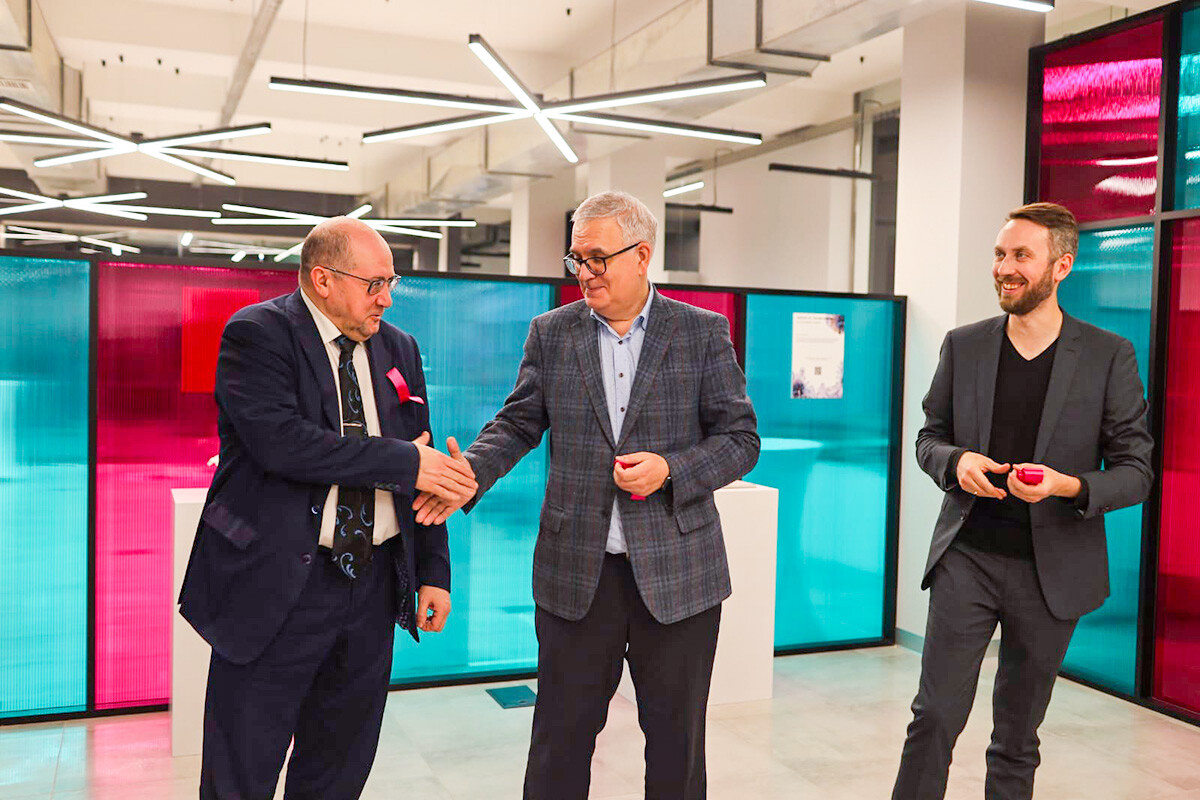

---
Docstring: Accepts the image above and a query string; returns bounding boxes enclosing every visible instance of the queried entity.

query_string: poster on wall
[791,312,845,399]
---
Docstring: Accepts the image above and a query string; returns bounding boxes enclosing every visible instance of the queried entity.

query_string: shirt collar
[590,284,654,336]
[299,287,345,346]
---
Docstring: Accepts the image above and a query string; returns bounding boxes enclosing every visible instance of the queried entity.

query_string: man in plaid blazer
[414,190,759,799]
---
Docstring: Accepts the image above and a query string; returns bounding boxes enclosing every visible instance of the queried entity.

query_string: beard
[996,264,1055,316]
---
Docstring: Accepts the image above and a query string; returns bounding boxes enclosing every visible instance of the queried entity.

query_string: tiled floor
[2,645,1198,799]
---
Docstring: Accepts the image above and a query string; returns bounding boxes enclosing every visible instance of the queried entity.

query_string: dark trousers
[200,541,397,800]
[893,542,1078,800]
[524,553,721,800]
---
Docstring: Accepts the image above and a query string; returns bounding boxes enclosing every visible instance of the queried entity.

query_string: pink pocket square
[386,367,425,405]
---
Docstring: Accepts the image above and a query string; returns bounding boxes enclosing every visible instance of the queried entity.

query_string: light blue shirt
[592,285,655,554]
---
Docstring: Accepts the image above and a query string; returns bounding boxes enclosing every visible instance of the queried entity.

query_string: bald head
[299,216,390,287]
[299,216,396,342]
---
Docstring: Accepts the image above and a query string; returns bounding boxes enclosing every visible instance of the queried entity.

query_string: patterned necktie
[333,335,374,579]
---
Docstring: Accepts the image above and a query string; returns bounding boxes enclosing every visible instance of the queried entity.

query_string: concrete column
[587,140,667,280]
[893,1,1043,644]
[510,169,576,277]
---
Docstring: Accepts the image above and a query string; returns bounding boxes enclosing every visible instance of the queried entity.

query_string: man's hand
[412,432,476,506]
[416,585,451,632]
[412,436,475,526]
[613,451,670,497]
[1007,463,1081,505]
[957,451,1010,499]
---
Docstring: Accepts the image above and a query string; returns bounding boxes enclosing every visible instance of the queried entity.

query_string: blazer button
[301,553,312,565]
[311,505,321,515]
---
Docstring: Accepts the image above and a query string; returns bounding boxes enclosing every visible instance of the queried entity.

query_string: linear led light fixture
[272,36,764,162]
[543,75,768,115]
[973,0,1053,11]
[363,111,531,143]
[768,163,876,180]
[664,181,705,198]
[216,203,454,240]
[0,97,348,185]
[549,112,762,145]
[466,34,578,163]
[0,187,223,221]
[0,187,150,220]
[0,224,140,255]
[269,76,523,114]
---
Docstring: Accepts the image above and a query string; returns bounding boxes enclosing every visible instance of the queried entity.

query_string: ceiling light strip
[362,111,529,143]
[145,150,237,185]
[548,111,762,144]
[269,76,523,114]
[154,145,350,171]
[143,124,272,148]
[544,73,768,115]
[0,97,127,144]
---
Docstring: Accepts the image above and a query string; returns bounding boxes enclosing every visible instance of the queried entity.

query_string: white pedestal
[617,480,779,707]
[171,488,210,758]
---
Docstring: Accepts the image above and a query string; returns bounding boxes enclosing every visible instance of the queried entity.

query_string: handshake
[410,431,477,527]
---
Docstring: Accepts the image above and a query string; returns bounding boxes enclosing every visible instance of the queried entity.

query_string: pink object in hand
[615,459,645,500]
[1016,467,1044,485]
[386,367,425,405]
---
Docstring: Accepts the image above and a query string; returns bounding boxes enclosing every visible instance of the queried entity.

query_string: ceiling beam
[219,0,285,126]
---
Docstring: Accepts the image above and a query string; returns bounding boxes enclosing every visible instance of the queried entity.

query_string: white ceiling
[2,0,1171,205]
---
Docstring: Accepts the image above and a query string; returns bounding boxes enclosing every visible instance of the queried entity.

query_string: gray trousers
[892,541,1078,800]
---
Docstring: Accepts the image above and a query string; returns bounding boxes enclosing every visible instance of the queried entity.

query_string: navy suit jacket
[178,289,451,665]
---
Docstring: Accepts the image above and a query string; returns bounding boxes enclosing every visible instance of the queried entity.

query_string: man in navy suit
[179,216,477,800]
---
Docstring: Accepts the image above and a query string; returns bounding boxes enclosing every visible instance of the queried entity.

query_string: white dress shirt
[300,288,400,547]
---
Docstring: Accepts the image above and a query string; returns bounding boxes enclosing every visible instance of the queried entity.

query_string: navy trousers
[199,539,398,800]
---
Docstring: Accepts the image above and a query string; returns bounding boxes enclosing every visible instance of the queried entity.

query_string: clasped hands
[956,451,1081,503]
[410,446,671,527]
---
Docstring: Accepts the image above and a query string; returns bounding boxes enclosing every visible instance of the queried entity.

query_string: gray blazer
[917,313,1153,620]
[463,293,760,625]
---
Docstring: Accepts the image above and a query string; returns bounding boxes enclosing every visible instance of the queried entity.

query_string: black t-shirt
[956,333,1059,559]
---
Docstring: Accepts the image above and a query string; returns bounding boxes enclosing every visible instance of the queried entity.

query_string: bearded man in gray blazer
[413,190,759,799]
[892,202,1153,799]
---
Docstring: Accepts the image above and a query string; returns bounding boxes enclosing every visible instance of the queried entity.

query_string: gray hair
[571,190,658,250]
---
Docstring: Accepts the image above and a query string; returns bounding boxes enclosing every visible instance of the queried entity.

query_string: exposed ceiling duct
[0,0,98,195]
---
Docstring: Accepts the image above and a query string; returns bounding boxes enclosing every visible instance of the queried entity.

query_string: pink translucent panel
[1155,222,1200,719]
[1039,20,1163,222]
[95,262,297,709]
[558,285,739,348]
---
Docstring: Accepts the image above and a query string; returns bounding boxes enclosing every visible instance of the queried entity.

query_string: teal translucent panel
[384,277,553,682]
[1177,10,1200,210]
[744,294,901,648]
[0,256,89,718]
[1057,226,1154,694]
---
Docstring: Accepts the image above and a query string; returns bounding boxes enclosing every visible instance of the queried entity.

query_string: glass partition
[743,294,901,648]
[0,255,90,719]
[1057,226,1154,694]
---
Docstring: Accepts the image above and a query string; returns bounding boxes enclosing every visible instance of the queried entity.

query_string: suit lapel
[572,305,616,448]
[616,294,676,451]
[1034,313,1082,463]
[976,316,1006,454]
[285,290,339,430]
[365,335,398,439]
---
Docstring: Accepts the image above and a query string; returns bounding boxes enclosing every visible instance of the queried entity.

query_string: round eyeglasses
[321,265,400,295]
[563,241,642,277]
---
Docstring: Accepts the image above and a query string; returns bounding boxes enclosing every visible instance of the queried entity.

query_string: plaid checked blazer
[463,292,760,625]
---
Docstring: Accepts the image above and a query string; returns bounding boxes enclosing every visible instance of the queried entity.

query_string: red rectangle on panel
[181,288,259,393]
[95,263,297,709]
[1154,222,1200,719]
